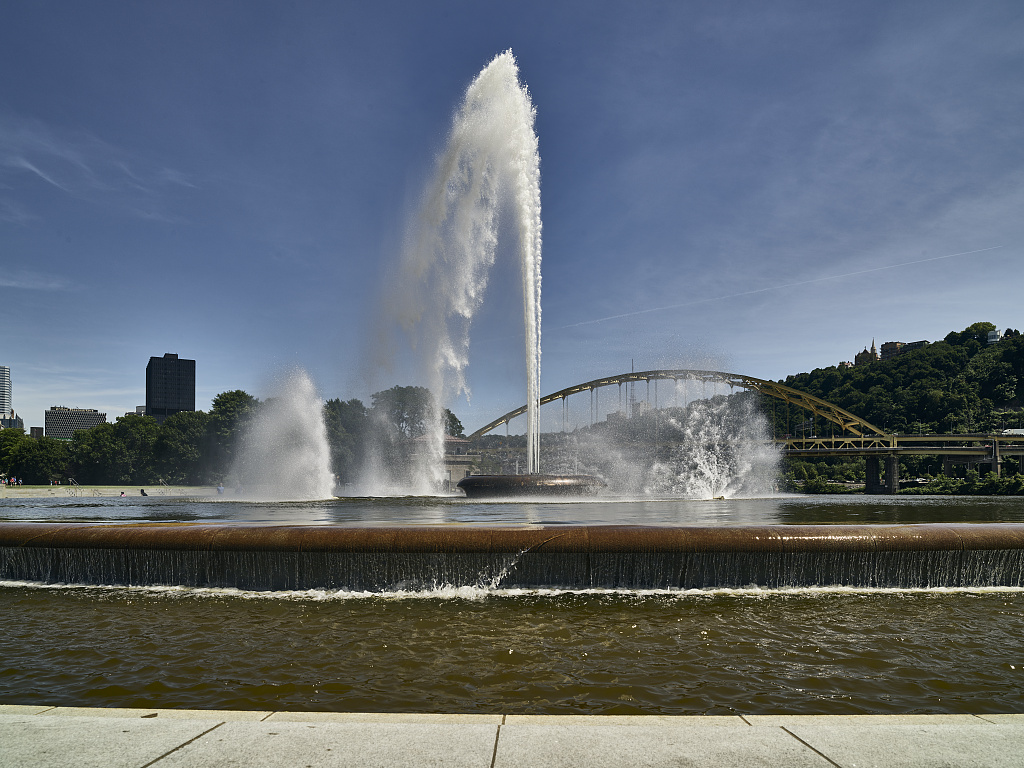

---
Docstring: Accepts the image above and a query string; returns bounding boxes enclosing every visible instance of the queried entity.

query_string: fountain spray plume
[229,369,336,501]
[370,50,542,490]
[536,389,780,499]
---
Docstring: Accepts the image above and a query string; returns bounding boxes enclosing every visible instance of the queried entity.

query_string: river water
[2,494,1024,714]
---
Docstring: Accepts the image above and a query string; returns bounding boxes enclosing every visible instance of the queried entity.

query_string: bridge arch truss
[467,369,888,441]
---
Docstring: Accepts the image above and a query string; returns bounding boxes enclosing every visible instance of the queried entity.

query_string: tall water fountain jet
[371,50,542,491]
[229,369,335,501]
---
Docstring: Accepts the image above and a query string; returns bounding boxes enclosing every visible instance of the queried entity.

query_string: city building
[853,338,930,366]
[0,414,24,430]
[29,427,43,440]
[44,407,107,440]
[880,341,904,360]
[854,341,878,366]
[442,436,479,491]
[0,365,24,429]
[881,340,930,360]
[988,330,1002,345]
[145,353,196,423]
[0,365,11,417]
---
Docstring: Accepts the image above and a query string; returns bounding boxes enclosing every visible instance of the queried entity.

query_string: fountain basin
[3,522,1024,591]
[457,474,605,498]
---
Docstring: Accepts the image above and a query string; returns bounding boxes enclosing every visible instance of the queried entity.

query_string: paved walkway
[2,706,1023,767]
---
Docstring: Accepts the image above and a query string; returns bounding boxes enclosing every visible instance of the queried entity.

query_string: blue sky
[2,1,1022,434]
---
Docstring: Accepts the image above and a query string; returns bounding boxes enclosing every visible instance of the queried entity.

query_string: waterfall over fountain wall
[371,50,542,491]
[5,523,1024,591]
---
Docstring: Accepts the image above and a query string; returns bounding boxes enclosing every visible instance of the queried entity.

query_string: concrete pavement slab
[265,711,501,724]
[976,714,1024,724]
[786,723,1024,768]
[492,723,832,768]
[0,713,220,768]
[0,705,54,715]
[745,714,987,727]
[36,706,271,721]
[156,720,500,768]
[505,714,748,726]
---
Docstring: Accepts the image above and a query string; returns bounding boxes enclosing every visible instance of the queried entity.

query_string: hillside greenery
[765,322,1024,487]
[767,322,1024,437]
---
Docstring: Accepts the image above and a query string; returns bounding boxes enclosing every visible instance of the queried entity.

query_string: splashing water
[536,393,780,498]
[369,50,542,492]
[230,369,335,501]
[645,397,780,498]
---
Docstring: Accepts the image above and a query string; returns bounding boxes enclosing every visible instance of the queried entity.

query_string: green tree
[945,322,997,348]
[112,414,160,483]
[323,398,367,482]
[444,409,464,437]
[206,390,258,477]
[70,415,160,484]
[371,385,433,438]
[70,423,119,483]
[0,427,31,476]
[3,431,70,484]
[370,385,464,439]
[155,410,211,484]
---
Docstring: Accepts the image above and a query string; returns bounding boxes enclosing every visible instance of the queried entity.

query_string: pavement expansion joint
[138,721,223,768]
[781,726,845,768]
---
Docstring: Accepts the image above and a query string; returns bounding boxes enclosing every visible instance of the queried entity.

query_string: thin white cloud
[157,167,197,188]
[7,156,71,192]
[0,197,34,224]
[0,113,196,218]
[558,246,1004,329]
[0,269,70,291]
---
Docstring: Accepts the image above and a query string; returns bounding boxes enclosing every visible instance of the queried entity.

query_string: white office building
[0,366,11,417]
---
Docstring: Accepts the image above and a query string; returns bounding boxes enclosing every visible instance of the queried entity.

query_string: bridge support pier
[865,455,899,495]
[865,456,881,493]
[885,454,900,494]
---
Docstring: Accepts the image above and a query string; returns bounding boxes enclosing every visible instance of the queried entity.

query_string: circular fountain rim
[3,521,1024,553]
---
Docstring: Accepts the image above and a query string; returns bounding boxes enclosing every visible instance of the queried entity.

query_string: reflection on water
[2,494,1024,526]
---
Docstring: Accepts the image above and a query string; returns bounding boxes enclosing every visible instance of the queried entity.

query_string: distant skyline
[2,1,1022,433]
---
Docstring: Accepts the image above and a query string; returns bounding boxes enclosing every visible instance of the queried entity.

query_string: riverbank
[790,472,1024,495]
[0,485,219,499]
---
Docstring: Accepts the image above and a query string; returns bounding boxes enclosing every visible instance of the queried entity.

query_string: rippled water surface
[2,494,1024,713]
[3,492,1024,526]
[3,584,1024,714]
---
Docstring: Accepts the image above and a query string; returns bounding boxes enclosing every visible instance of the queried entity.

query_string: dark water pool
[2,494,1023,714]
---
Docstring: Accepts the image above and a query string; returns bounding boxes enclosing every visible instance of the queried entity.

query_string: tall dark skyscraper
[145,353,196,423]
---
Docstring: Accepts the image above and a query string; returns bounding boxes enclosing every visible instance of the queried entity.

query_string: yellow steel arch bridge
[468,369,888,443]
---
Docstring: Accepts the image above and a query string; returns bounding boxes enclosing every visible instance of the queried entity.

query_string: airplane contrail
[557,245,1005,330]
